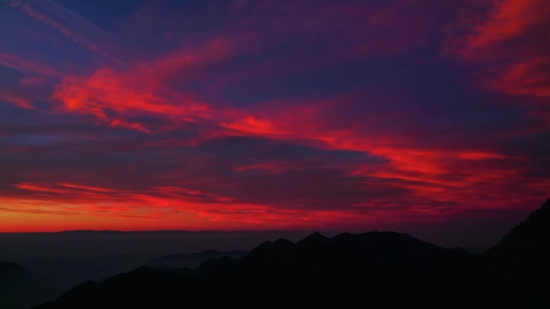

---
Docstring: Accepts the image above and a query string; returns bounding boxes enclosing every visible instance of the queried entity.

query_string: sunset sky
[0,0,548,234]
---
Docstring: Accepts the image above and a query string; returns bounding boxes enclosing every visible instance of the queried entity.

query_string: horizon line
[0,229,369,234]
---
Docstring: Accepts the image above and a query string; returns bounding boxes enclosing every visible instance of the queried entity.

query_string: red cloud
[14,183,69,195]
[0,52,62,77]
[58,183,117,193]
[0,52,64,109]
[114,0,437,94]
[4,181,427,231]
[47,0,442,135]
[447,0,547,59]
[49,55,546,220]
[489,56,550,98]
[51,75,549,214]
[233,162,288,174]
[52,67,216,123]
[0,87,33,109]
[445,0,550,123]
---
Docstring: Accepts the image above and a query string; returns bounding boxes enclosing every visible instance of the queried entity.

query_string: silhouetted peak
[245,239,299,265]
[250,239,294,252]
[359,230,411,239]
[310,231,326,238]
[253,240,274,252]
[332,232,355,240]
[358,231,439,246]
[200,250,220,254]
[528,197,550,218]
[325,231,449,259]
[511,198,549,232]
[490,198,550,252]
[270,238,295,252]
[334,232,353,237]
[296,232,327,246]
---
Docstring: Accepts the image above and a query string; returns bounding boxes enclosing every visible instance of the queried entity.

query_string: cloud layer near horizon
[0,0,548,233]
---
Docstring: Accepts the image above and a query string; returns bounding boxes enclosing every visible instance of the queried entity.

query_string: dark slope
[1,262,35,309]
[148,250,248,268]
[237,239,323,308]
[35,267,254,309]
[1,261,27,271]
[0,261,31,283]
[465,198,550,308]
[489,198,550,253]
[0,262,60,309]
[295,231,477,308]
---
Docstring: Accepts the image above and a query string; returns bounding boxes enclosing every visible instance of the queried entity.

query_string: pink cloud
[0,87,34,109]
[0,52,62,76]
[445,0,550,124]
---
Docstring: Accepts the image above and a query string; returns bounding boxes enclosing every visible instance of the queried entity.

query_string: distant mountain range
[148,250,248,269]
[31,198,550,309]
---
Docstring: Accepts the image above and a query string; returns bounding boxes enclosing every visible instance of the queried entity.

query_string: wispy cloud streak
[3,0,129,65]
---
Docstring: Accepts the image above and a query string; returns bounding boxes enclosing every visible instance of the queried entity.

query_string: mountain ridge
[32,198,550,309]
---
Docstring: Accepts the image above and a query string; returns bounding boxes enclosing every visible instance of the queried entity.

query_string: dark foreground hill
[34,198,550,309]
[464,198,550,308]
[0,262,60,309]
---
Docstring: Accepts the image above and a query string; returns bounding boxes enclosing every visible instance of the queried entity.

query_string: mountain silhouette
[32,233,469,308]
[0,261,26,272]
[33,198,550,309]
[0,262,60,309]
[148,250,248,269]
[464,198,550,308]
[0,261,31,283]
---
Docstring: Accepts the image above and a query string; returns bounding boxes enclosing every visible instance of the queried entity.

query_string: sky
[0,0,548,237]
